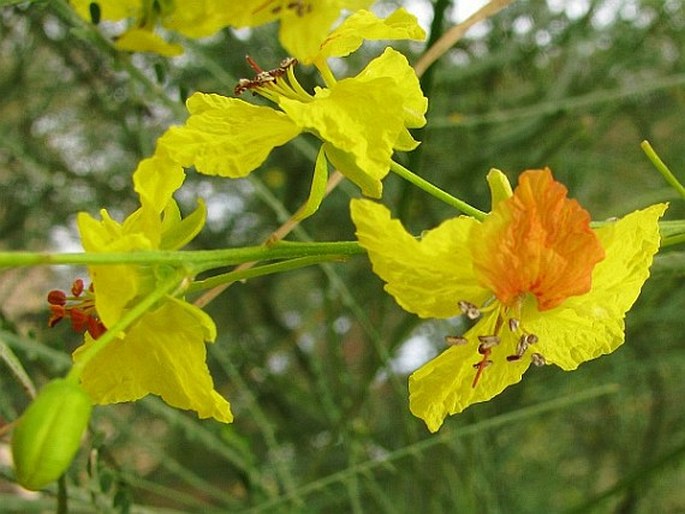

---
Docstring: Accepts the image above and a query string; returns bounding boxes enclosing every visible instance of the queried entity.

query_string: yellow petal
[278,2,353,63]
[350,199,490,318]
[315,8,425,63]
[322,143,383,198]
[528,203,668,370]
[159,93,301,178]
[281,49,424,194]
[162,0,238,38]
[353,48,427,130]
[280,78,401,189]
[77,210,151,327]
[74,298,232,423]
[409,311,531,432]
[114,28,184,57]
[133,151,186,214]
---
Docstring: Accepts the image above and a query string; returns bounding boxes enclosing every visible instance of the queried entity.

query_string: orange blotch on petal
[473,168,605,311]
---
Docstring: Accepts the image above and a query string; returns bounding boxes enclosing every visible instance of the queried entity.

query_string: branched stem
[0,241,364,269]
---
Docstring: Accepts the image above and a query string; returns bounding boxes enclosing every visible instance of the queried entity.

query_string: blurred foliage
[1,0,685,512]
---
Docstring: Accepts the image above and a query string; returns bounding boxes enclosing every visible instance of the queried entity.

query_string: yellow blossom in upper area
[228,0,374,63]
[351,168,667,432]
[155,8,426,205]
[71,154,232,423]
[70,0,240,56]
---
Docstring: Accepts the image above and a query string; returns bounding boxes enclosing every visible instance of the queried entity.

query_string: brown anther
[473,360,493,369]
[445,335,468,346]
[508,318,520,332]
[71,278,85,297]
[458,300,481,320]
[531,353,547,367]
[516,335,529,356]
[525,334,538,345]
[477,335,500,353]
[234,56,298,96]
[47,290,67,306]
[506,354,522,362]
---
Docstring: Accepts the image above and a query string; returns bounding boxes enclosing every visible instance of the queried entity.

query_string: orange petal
[473,168,605,311]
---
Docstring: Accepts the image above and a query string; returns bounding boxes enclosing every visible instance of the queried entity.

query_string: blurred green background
[1,0,684,512]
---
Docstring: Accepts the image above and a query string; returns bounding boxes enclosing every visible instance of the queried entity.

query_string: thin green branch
[188,255,348,293]
[390,160,487,220]
[641,140,685,200]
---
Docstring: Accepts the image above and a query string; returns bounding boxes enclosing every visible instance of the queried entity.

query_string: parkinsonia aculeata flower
[351,168,666,432]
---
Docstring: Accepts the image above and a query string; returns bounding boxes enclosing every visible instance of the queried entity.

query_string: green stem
[0,241,364,269]
[66,268,191,382]
[188,255,347,293]
[390,160,487,220]
[662,233,685,248]
[641,140,685,200]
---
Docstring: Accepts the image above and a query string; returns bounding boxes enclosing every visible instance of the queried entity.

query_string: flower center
[446,297,545,387]
[473,169,605,312]
[47,278,106,339]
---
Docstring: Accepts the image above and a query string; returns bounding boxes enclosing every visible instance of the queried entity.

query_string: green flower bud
[12,378,92,490]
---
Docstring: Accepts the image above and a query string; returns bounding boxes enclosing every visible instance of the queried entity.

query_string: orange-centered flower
[351,168,666,432]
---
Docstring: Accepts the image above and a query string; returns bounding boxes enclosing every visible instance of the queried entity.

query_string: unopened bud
[12,379,92,490]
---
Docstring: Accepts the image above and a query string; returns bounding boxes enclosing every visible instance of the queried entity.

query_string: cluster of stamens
[234,56,298,96]
[445,299,546,388]
[47,278,106,339]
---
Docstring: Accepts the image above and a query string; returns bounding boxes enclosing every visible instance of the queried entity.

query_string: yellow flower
[158,35,426,203]
[351,168,666,432]
[71,154,232,423]
[70,0,239,56]
[229,0,374,62]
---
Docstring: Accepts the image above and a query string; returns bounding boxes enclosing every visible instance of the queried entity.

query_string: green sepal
[294,146,329,221]
[160,199,206,250]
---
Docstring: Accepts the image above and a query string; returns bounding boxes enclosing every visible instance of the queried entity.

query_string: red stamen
[47,290,67,306]
[245,55,263,74]
[69,308,89,332]
[472,348,492,388]
[71,278,85,297]
[46,280,106,339]
[87,318,106,339]
[48,305,65,327]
